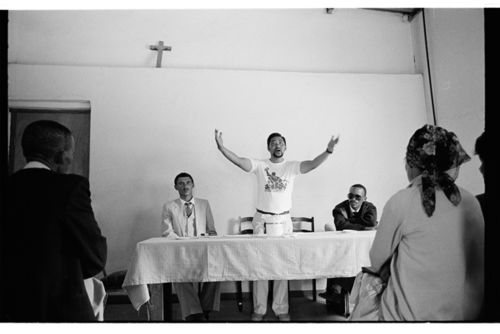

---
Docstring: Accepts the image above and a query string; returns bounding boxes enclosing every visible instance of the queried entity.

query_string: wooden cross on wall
[149,41,172,68]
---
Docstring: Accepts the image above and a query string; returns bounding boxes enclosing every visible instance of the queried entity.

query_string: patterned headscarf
[406,124,471,217]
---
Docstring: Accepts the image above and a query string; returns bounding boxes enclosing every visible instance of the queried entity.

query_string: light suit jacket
[161,198,216,237]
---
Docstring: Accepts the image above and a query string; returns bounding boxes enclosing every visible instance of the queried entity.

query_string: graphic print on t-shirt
[264,167,288,192]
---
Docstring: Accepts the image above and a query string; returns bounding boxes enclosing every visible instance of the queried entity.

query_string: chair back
[239,216,254,234]
[291,216,315,232]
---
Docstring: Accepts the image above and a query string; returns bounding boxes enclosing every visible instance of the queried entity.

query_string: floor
[104,291,348,323]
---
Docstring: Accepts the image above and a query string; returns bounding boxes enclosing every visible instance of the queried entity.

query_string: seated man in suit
[325,184,377,231]
[161,172,221,321]
[321,184,377,308]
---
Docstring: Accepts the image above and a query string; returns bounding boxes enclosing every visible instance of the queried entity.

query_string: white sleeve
[291,160,301,176]
[249,158,259,173]
[161,203,178,238]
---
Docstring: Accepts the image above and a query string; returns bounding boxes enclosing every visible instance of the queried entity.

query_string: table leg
[163,283,173,321]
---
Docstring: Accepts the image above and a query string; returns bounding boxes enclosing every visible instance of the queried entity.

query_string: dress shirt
[23,161,51,170]
[180,198,197,236]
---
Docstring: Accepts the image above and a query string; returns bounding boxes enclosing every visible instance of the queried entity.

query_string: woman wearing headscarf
[368,124,484,321]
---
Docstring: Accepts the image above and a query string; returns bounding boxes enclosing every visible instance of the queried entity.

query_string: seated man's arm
[332,205,352,230]
[205,202,217,236]
[350,203,378,229]
[161,204,178,238]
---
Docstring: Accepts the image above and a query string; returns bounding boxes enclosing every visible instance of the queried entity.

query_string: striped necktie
[185,202,193,217]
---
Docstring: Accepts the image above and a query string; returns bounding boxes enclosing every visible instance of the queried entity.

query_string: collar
[408,174,423,188]
[350,204,360,213]
[23,161,51,170]
[408,167,458,189]
[180,198,195,206]
[268,158,285,165]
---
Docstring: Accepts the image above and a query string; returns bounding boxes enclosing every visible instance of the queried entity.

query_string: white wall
[8,9,415,73]
[411,9,485,194]
[8,65,427,292]
[7,9,485,293]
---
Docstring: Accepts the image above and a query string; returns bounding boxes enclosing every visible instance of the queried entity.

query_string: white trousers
[253,280,289,316]
[174,282,221,319]
[251,211,293,235]
[251,211,291,315]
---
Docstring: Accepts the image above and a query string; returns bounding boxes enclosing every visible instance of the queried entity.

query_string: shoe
[277,313,290,321]
[203,311,210,321]
[251,313,265,321]
[319,291,331,299]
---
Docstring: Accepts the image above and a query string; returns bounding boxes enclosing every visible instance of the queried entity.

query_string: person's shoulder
[34,172,85,188]
[457,186,482,208]
[249,158,264,168]
[60,173,87,182]
[195,198,211,206]
[457,185,476,200]
[384,186,413,208]
[363,201,377,209]
[333,200,348,209]
[163,198,179,207]
[9,167,53,179]
[55,173,90,189]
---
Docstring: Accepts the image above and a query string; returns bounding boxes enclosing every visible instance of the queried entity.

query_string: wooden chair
[239,216,254,235]
[289,216,316,301]
[101,269,129,305]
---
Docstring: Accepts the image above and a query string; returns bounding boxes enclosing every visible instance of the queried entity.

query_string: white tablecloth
[123,230,375,310]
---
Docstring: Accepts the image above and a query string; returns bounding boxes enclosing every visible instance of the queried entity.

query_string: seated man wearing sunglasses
[326,184,377,231]
[320,184,377,312]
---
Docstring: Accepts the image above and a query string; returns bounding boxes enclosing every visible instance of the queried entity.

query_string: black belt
[256,209,290,216]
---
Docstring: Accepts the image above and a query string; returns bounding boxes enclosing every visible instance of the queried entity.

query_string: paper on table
[222,234,269,239]
[341,229,359,233]
[175,236,198,240]
[222,234,252,238]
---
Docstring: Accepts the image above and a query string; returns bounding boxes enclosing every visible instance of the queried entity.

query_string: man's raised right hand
[215,129,224,149]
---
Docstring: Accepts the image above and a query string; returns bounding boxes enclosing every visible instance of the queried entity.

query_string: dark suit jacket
[332,200,378,231]
[476,193,485,218]
[1,168,107,322]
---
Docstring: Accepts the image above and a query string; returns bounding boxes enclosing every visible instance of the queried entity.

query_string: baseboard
[106,290,320,305]
[221,290,317,300]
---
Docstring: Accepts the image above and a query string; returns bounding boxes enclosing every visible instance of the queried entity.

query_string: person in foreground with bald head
[1,120,107,321]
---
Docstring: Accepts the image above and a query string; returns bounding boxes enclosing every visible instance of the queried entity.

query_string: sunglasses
[348,193,363,201]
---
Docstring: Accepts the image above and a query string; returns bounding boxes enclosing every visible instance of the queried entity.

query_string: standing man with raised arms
[214,129,339,321]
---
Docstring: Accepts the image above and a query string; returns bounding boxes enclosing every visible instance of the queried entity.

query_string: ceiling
[326,8,422,20]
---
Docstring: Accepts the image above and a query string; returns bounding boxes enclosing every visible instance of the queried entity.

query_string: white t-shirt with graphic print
[249,159,301,213]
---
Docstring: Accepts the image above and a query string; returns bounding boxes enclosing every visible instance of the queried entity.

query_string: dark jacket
[332,200,377,231]
[1,168,107,322]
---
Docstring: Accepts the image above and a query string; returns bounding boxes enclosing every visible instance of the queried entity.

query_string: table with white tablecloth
[122,230,375,320]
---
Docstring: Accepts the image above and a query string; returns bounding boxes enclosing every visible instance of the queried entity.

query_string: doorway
[8,100,91,177]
